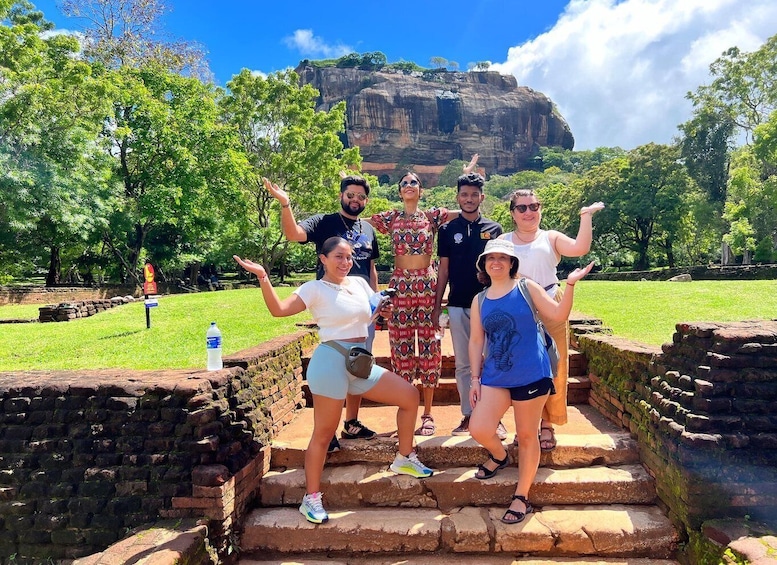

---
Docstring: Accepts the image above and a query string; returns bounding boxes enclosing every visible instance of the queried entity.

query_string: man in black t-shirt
[433,173,504,437]
[265,174,380,448]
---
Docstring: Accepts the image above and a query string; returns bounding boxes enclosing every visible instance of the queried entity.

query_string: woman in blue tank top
[467,239,593,524]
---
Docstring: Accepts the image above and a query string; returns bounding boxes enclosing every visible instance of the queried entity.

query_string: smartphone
[370,288,396,323]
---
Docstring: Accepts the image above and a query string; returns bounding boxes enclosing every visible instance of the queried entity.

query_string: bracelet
[470,376,481,381]
[580,210,592,216]
[281,204,290,209]
[567,283,575,287]
[259,276,269,285]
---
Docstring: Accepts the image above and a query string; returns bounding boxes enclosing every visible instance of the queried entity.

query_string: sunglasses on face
[400,179,420,188]
[510,202,541,213]
[345,192,367,201]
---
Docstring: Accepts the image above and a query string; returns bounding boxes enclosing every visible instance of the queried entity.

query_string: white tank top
[501,230,559,297]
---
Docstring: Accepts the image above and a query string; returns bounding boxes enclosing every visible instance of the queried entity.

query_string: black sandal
[475,452,509,480]
[501,494,534,524]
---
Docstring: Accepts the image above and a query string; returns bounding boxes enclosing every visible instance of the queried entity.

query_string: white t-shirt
[294,276,375,341]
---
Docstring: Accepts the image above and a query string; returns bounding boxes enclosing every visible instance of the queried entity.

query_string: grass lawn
[0,287,311,371]
[0,303,41,320]
[572,279,777,346]
[1,280,774,370]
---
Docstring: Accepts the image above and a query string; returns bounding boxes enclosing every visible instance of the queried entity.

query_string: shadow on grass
[100,330,143,339]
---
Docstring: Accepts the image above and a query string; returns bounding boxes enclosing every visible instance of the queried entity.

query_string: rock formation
[296,64,574,183]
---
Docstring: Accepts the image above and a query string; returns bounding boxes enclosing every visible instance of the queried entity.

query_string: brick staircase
[238,338,680,564]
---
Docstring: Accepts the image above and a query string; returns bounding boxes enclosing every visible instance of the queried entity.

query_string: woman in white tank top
[498,189,604,450]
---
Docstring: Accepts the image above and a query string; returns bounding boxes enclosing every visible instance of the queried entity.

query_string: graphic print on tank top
[483,309,523,371]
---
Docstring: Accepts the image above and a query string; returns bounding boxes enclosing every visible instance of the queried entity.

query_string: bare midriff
[340,337,366,343]
[394,255,432,270]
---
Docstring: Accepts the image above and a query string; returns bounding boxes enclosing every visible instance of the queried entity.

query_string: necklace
[320,279,352,294]
[513,231,538,244]
[339,213,361,236]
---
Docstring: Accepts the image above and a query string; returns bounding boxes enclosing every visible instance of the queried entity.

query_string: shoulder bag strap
[517,278,550,345]
[477,289,487,311]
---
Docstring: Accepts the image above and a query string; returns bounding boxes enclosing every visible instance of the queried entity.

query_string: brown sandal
[539,425,557,451]
[414,414,436,436]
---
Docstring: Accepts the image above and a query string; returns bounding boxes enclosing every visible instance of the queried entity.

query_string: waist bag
[323,341,375,379]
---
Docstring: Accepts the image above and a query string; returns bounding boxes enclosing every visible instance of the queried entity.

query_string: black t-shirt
[437,215,503,307]
[298,213,379,282]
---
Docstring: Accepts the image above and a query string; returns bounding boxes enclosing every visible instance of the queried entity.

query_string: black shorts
[508,378,555,401]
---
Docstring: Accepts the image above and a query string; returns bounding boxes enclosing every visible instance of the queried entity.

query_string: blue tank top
[480,284,552,388]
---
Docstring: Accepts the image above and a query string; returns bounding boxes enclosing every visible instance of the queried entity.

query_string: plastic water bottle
[369,292,383,315]
[206,322,223,370]
[439,307,449,328]
[435,307,449,340]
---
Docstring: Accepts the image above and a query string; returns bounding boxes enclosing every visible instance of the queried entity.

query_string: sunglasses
[400,179,420,188]
[344,192,367,201]
[510,202,541,213]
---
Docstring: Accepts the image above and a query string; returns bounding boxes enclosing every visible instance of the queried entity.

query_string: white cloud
[491,0,777,150]
[283,29,352,59]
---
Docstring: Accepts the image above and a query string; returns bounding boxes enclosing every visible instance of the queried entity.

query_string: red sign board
[143,263,157,295]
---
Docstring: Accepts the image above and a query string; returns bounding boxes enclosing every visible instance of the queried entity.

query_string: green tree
[677,105,734,204]
[221,69,360,275]
[689,34,777,141]
[100,65,248,283]
[0,1,115,284]
[437,159,467,187]
[579,144,691,270]
[430,56,448,69]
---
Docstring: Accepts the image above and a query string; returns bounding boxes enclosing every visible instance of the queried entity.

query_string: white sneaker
[299,491,328,524]
[390,451,434,478]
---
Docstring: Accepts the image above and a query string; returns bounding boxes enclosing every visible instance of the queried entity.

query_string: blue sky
[31,0,777,151]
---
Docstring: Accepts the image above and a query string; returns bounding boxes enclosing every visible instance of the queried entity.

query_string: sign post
[143,263,158,329]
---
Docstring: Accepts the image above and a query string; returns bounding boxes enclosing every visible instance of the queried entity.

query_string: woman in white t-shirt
[234,237,433,525]
[499,190,604,451]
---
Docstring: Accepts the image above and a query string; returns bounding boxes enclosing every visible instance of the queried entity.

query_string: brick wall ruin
[0,330,315,563]
[576,321,777,534]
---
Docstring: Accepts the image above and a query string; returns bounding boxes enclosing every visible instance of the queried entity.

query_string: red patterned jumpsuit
[371,208,448,386]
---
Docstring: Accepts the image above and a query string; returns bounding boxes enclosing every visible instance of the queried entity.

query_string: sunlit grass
[0,287,311,371]
[0,303,42,320]
[2,280,775,369]
[572,280,777,346]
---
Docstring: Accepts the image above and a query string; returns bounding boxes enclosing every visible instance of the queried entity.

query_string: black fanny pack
[323,341,374,379]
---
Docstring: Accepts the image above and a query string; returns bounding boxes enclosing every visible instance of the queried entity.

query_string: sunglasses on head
[400,179,420,188]
[510,202,541,213]
[345,191,367,201]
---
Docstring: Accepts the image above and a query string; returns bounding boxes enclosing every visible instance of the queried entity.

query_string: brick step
[242,558,678,565]
[270,404,635,470]
[260,463,655,510]
[240,504,679,558]
[272,431,639,470]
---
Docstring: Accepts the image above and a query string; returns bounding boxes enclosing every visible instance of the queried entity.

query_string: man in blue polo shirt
[433,172,505,437]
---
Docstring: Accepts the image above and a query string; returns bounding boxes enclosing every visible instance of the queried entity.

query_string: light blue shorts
[306,340,387,399]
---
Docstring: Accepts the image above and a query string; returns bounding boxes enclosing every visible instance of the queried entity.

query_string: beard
[341,199,365,216]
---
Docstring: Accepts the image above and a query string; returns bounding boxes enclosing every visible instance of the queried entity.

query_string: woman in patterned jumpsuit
[368,172,459,436]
